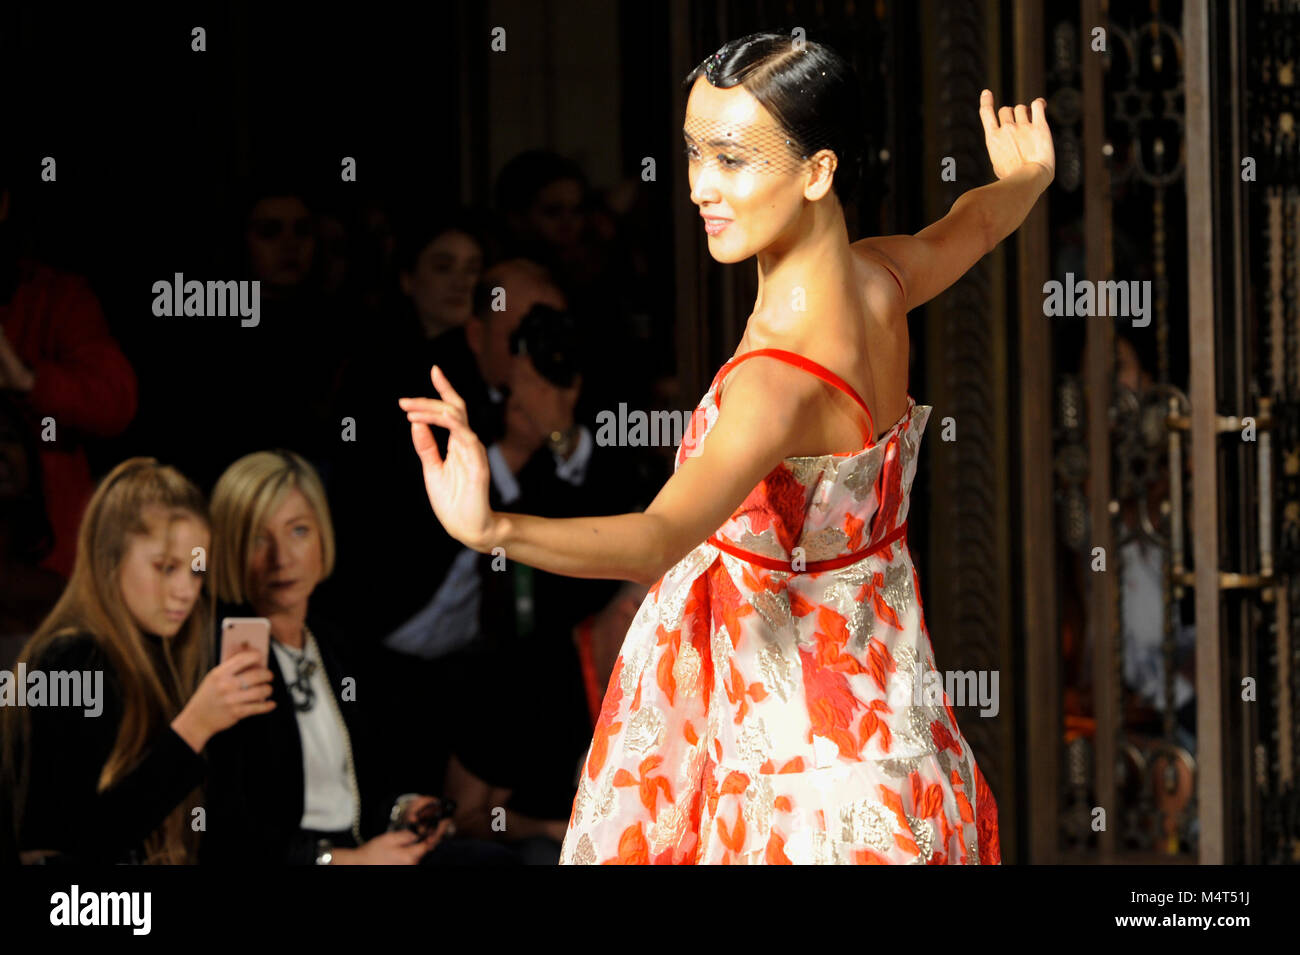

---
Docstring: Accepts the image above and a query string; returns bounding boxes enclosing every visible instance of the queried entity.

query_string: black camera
[507,303,582,389]
[408,797,457,838]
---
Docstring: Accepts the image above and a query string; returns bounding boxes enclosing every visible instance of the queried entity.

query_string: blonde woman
[0,458,275,864]
[201,449,488,865]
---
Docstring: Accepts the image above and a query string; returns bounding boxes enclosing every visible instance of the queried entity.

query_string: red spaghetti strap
[717,348,875,440]
[884,262,905,301]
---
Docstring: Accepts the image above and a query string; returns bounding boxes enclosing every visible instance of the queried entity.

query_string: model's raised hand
[979,89,1055,182]
[400,365,496,551]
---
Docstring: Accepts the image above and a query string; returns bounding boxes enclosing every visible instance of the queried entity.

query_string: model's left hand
[979,89,1055,182]
[400,365,497,551]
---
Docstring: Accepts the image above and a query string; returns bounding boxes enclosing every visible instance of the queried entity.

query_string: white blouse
[271,636,356,832]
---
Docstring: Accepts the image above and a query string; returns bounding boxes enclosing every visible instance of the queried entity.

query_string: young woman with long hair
[1,457,275,864]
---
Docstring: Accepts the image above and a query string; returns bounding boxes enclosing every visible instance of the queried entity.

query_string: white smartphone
[220,617,271,668]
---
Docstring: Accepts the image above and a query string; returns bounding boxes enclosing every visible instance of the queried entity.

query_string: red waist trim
[707,519,909,574]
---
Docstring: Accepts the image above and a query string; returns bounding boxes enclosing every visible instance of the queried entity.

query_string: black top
[457,439,653,824]
[8,630,207,864]
[451,634,593,822]
[322,322,501,642]
[199,605,444,865]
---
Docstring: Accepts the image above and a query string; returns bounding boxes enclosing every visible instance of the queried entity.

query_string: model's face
[400,230,484,329]
[118,508,209,639]
[246,488,323,618]
[246,197,316,289]
[684,77,828,263]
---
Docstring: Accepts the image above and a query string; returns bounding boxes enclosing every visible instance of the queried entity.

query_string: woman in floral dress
[400,31,1053,864]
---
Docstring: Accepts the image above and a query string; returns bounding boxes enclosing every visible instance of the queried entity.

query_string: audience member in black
[323,208,491,640]
[328,253,561,647]
[200,449,516,865]
[493,149,661,424]
[397,204,489,340]
[147,177,346,491]
[396,280,658,864]
[380,258,659,661]
[0,458,276,864]
[495,150,588,282]
[474,336,659,648]
[445,581,646,864]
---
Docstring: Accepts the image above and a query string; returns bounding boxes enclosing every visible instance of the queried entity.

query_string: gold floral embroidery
[592,779,616,818]
[672,639,702,697]
[811,829,838,865]
[824,565,874,651]
[571,778,589,829]
[908,702,938,740]
[899,421,918,476]
[839,798,898,853]
[625,704,666,755]
[732,528,787,559]
[893,643,918,682]
[734,716,774,767]
[879,559,914,622]
[891,705,940,756]
[742,774,775,847]
[877,756,923,777]
[619,630,652,697]
[757,642,797,702]
[846,598,875,656]
[905,814,936,861]
[649,800,687,854]
[572,833,597,865]
[656,544,714,631]
[752,588,794,636]
[786,457,827,488]
[959,759,975,812]
[841,446,885,502]
[936,749,951,773]
[799,525,849,561]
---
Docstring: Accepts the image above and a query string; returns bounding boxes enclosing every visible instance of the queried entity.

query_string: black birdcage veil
[682,113,838,175]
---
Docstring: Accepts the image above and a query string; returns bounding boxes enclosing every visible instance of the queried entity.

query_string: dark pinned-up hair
[394,205,490,277]
[494,149,589,219]
[682,31,866,208]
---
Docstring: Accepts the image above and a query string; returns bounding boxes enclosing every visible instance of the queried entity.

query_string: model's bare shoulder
[850,240,909,323]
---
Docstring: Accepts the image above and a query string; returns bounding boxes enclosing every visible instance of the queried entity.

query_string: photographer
[378,260,590,661]
[422,294,656,864]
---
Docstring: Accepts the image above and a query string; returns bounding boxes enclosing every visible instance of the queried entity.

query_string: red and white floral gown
[559,348,1001,865]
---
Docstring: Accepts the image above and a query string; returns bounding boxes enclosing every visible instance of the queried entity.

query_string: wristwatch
[389,792,421,831]
[315,838,334,865]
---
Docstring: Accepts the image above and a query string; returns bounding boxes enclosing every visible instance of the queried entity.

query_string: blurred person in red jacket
[0,162,138,579]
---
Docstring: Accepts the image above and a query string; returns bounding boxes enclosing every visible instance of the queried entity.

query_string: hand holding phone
[220,617,271,669]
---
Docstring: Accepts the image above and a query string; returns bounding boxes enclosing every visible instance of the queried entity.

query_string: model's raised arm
[853,89,1054,314]
[402,360,816,587]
